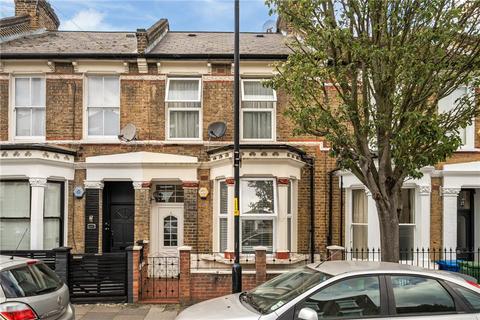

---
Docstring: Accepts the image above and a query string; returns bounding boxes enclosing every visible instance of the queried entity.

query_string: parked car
[0,255,74,320]
[175,261,480,320]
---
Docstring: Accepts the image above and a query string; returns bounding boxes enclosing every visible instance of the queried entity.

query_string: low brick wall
[190,271,257,302]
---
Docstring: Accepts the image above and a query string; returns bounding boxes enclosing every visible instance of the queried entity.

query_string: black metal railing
[139,256,179,301]
[344,248,480,281]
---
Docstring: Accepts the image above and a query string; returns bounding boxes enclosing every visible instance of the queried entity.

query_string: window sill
[163,140,204,145]
[13,137,46,143]
[456,147,480,153]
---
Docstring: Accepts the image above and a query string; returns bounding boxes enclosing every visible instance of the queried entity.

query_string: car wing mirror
[298,307,318,320]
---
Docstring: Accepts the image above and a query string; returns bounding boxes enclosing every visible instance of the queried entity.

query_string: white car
[176,261,480,320]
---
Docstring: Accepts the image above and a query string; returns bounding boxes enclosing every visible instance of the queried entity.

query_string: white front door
[150,204,184,256]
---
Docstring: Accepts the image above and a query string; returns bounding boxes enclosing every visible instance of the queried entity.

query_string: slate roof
[0,30,291,58]
[148,32,292,56]
[0,31,138,55]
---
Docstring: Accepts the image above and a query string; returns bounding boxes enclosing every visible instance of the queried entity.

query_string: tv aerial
[118,123,137,142]
[208,121,227,139]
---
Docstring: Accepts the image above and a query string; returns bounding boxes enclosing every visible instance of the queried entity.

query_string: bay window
[87,75,120,137]
[43,182,63,249]
[219,180,228,253]
[14,76,45,138]
[240,179,275,252]
[241,80,276,140]
[351,189,368,252]
[0,181,31,250]
[166,78,202,139]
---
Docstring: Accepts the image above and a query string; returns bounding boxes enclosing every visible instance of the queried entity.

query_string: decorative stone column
[29,177,47,250]
[276,177,290,259]
[225,177,235,259]
[442,187,461,250]
[84,181,103,253]
[418,185,431,250]
[133,181,151,244]
[182,181,199,250]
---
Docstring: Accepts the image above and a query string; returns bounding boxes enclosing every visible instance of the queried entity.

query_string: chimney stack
[14,0,60,31]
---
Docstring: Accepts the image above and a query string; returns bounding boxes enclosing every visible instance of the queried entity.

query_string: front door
[151,205,184,256]
[103,182,135,252]
[457,189,475,259]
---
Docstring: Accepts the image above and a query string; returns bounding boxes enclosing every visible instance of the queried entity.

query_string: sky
[0,0,277,32]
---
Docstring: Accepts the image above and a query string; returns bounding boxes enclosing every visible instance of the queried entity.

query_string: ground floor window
[399,188,415,258]
[43,182,64,249]
[351,189,368,251]
[0,181,31,250]
[241,178,276,253]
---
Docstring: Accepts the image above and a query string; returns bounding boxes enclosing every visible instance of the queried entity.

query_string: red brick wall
[189,273,257,302]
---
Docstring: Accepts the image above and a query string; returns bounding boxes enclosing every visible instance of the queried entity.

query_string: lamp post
[232,0,242,293]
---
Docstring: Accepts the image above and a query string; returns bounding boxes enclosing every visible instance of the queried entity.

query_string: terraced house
[0,0,480,302]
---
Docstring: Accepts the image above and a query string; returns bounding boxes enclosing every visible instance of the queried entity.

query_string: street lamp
[232,0,242,293]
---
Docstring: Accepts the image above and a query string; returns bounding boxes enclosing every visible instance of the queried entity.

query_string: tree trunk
[375,190,401,262]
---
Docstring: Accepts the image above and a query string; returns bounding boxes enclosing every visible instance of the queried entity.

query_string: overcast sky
[0,0,277,32]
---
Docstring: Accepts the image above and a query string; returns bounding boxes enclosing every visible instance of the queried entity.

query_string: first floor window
[14,77,45,137]
[43,182,63,249]
[0,181,31,250]
[351,189,368,252]
[166,78,201,139]
[241,80,276,140]
[241,179,276,252]
[87,76,120,136]
[438,86,471,147]
[399,189,415,257]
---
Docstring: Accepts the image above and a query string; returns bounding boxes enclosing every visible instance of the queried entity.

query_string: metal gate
[68,252,127,303]
[139,256,179,302]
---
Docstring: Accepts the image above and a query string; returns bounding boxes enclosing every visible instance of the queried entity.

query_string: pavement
[74,304,180,320]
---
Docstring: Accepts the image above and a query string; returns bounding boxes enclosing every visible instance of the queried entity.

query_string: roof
[0,30,291,59]
[0,31,138,56]
[206,144,306,156]
[86,151,198,164]
[314,261,428,276]
[148,31,292,57]
[0,255,30,269]
[0,143,76,156]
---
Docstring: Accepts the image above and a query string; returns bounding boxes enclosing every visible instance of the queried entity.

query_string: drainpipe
[339,175,344,246]
[328,168,341,246]
[301,156,316,263]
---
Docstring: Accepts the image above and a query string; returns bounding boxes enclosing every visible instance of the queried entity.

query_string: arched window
[163,215,178,247]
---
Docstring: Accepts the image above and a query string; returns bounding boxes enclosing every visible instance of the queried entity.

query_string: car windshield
[241,266,331,314]
[0,262,62,298]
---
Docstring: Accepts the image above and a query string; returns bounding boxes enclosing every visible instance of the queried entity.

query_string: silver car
[176,261,480,320]
[0,255,74,320]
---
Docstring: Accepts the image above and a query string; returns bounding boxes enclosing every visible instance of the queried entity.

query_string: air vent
[256,34,264,38]
[126,34,135,38]
[188,33,197,37]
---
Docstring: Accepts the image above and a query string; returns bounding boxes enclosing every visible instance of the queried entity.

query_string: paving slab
[74,304,179,320]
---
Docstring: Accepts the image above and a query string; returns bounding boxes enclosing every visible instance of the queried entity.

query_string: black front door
[457,189,475,259]
[103,182,135,252]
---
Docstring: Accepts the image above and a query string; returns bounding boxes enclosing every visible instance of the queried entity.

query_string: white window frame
[350,188,368,251]
[83,74,121,140]
[240,177,277,253]
[399,187,416,253]
[217,179,228,253]
[10,74,46,141]
[240,79,276,142]
[438,86,476,150]
[165,77,203,141]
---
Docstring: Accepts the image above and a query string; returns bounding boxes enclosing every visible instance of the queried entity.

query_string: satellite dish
[262,19,276,33]
[118,123,137,141]
[208,122,227,138]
